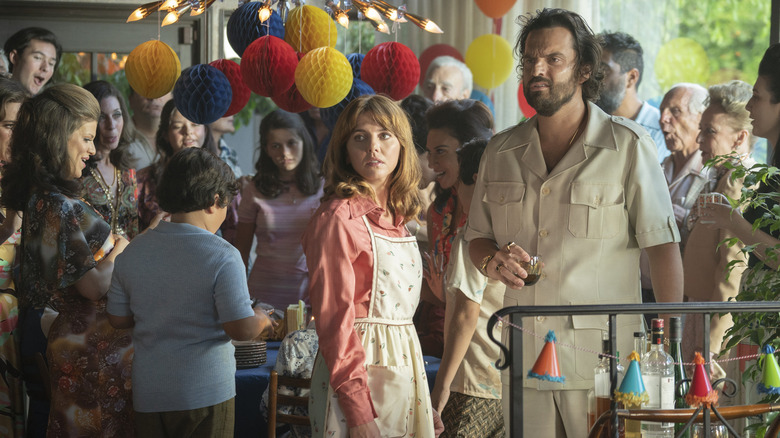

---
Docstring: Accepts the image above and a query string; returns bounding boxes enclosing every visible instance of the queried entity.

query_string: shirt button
[499,195,505,202]
[594,196,600,204]
[541,187,550,196]
[539,229,548,237]
[536,316,545,322]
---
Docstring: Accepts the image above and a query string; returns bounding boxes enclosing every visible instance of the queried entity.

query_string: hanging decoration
[466,34,513,89]
[418,44,463,85]
[294,47,353,108]
[320,79,375,130]
[125,40,181,99]
[272,53,313,113]
[474,0,516,19]
[226,2,285,57]
[613,351,649,406]
[655,37,710,91]
[527,330,565,383]
[284,5,338,54]
[173,64,232,125]
[360,42,420,101]
[685,352,719,407]
[208,59,251,117]
[346,53,365,79]
[758,344,780,395]
[240,35,298,97]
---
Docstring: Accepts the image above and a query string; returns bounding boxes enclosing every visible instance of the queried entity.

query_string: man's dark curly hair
[600,31,645,87]
[157,147,239,214]
[516,8,604,101]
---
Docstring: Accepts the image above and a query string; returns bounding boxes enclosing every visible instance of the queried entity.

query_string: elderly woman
[302,95,439,437]
[1,83,132,437]
[81,81,139,240]
[136,99,216,231]
[683,80,756,359]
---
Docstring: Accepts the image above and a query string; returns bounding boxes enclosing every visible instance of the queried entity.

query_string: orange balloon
[474,0,516,18]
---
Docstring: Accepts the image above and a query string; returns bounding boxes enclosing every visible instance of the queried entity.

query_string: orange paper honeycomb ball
[240,36,298,98]
[125,40,181,99]
[295,47,353,108]
[284,5,338,54]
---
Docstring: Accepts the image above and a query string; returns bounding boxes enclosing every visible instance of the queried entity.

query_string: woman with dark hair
[0,83,132,437]
[302,95,439,437]
[81,80,139,240]
[415,99,493,359]
[702,44,780,272]
[234,110,322,309]
[136,99,217,231]
[0,77,26,279]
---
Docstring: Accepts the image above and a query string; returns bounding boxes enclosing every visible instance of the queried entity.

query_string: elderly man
[422,55,473,103]
[466,8,682,437]
[3,27,61,95]
[126,89,172,169]
[596,31,668,162]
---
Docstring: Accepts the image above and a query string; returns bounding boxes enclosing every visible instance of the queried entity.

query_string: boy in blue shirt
[107,147,273,437]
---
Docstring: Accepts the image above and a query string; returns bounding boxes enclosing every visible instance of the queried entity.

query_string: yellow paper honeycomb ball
[284,5,338,54]
[295,47,353,108]
[125,40,181,99]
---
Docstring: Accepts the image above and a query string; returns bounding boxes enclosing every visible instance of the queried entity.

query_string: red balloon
[240,36,298,97]
[272,53,313,113]
[418,44,463,86]
[208,59,251,117]
[361,42,420,101]
[474,0,516,18]
[517,82,536,119]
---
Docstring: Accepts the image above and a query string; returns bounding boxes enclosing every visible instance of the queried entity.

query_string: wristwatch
[478,254,494,277]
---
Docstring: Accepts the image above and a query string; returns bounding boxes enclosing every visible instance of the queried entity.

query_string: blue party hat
[614,351,649,406]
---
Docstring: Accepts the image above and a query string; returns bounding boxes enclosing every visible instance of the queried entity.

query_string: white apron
[309,217,435,437]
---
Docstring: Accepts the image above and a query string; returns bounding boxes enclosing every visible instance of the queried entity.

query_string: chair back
[267,370,311,438]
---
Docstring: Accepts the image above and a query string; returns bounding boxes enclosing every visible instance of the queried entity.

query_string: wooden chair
[267,370,311,438]
[588,404,780,438]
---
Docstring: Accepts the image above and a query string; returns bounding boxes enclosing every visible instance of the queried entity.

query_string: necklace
[568,114,587,147]
[90,166,121,234]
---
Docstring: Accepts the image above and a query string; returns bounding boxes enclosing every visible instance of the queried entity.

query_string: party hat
[685,352,719,407]
[758,344,780,395]
[614,351,649,406]
[527,330,565,383]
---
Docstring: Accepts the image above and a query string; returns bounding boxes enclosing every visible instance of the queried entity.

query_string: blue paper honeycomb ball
[321,79,374,131]
[227,4,284,57]
[173,64,232,125]
[346,53,364,79]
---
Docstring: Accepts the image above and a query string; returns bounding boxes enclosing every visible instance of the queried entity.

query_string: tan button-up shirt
[464,102,680,390]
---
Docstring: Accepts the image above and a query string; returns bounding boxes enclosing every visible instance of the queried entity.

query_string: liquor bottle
[641,319,675,437]
[669,317,690,438]
[589,334,627,436]
[633,331,647,365]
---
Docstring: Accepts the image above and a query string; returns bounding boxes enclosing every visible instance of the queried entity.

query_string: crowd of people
[0,6,779,438]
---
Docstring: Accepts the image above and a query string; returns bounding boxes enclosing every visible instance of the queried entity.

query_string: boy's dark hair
[457,138,488,186]
[157,147,239,214]
[3,27,62,73]
[516,8,604,101]
[400,94,434,155]
[600,31,644,87]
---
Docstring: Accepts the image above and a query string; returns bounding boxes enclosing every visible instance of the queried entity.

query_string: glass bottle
[641,319,675,437]
[669,317,690,438]
[633,331,647,367]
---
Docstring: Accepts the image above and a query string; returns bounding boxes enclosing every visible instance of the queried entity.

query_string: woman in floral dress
[0,84,132,437]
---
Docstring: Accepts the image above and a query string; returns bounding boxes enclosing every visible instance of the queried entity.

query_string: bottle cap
[652,318,664,330]
[633,331,644,338]
[669,317,683,342]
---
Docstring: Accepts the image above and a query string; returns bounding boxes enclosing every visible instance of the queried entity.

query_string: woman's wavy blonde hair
[322,94,422,221]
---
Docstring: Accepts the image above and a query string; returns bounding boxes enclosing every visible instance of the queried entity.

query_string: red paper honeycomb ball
[209,59,250,117]
[272,53,312,113]
[240,36,298,98]
[361,42,420,101]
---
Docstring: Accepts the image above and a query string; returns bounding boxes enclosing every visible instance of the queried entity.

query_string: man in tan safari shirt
[464,8,684,438]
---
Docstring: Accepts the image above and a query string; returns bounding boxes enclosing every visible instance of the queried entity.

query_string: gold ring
[495,263,505,273]
[505,241,517,252]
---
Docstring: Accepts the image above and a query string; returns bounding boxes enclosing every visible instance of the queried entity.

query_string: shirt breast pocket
[568,183,624,239]
[485,182,526,239]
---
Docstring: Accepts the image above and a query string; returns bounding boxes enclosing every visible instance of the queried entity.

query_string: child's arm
[222,306,273,341]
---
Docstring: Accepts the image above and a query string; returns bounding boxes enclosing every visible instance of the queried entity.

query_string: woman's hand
[423,251,446,302]
[349,420,381,438]
[699,202,740,231]
[485,241,531,289]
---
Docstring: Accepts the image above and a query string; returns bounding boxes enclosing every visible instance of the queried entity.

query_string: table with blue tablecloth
[234,341,441,438]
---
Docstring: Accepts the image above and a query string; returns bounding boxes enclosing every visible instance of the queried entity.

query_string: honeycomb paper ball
[272,53,312,113]
[284,5,338,53]
[125,40,181,99]
[241,36,298,97]
[360,42,420,101]
[295,47,353,108]
[347,53,365,79]
[173,64,232,125]
[321,79,374,130]
[208,59,250,117]
[226,4,284,57]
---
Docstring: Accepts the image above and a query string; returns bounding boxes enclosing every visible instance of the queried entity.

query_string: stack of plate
[233,340,267,369]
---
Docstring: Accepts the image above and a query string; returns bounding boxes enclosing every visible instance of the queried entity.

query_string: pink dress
[237,181,322,309]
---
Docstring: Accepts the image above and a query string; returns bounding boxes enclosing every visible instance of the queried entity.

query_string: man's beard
[594,79,625,115]
[524,75,578,117]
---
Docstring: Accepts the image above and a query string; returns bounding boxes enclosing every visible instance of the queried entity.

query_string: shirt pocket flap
[570,183,624,208]
[571,314,606,330]
[484,182,526,205]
